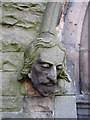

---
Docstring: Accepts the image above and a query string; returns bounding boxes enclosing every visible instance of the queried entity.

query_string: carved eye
[41,63,50,68]
[56,65,62,70]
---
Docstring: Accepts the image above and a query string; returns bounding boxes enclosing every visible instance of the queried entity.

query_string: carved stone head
[18,33,70,96]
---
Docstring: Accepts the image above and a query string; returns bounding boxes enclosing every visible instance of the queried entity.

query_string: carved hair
[18,33,70,82]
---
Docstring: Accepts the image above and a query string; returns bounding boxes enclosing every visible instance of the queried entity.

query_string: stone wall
[61,2,89,118]
[0,2,80,118]
[1,2,47,118]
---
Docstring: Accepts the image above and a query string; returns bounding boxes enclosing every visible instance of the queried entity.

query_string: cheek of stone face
[32,65,49,84]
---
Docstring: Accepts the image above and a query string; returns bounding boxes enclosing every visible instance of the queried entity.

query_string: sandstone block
[55,96,77,118]
[0,52,2,70]
[2,2,46,52]
[1,96,22,112]
[23,96,54,118]
[2,52,24,72]
[2,72,20,96]
[2,72,27,96]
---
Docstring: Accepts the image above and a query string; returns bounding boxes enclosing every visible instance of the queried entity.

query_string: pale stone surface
[0,52,2,70]
[23,96,54,118]
[65,45,76,94]
[2,111,54,118]
[1,96,22,112]
[2,72,26,96]
[2,2,46,52]
[0,72,2,96]
[2,26,38,52]
[58,79,75,95]
[1,1,79,118]
[29,112,54,118]
[55,96,77,118]
[0,96,2,112]
[2,112,53,118]
[2,52,24,72]
[0,37,2,52]
[61,2,88,96]
[1,4,47,115]
[2,72,20,96]
[2,112,31,118]
[62,2,83,46]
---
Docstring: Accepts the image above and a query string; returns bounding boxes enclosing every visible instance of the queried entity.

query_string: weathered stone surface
[0,112,2,119]
[0,96,2,112]
[0,39,1,51]
[0,3,1,26]
[62,2,84,46]
[2,52,24,72]
[65,45,76,93]
[2,72,26,96]
[2,3,46,19]
[2,3,45,25]
[1,96,22,112]
[0,52,2,70]
[2,112,31,118]
[24,80,39,96]
[55,96,77,118]
[2,112,22,118]
[29,112,54,118]
[2,2,46,52]
[2,111,53,118]
[80,6,88,51]
[80,51,89,94]
[2,72,20,96]
[58,79,75,95]
[0,72,2,96]
[0,1,81,118]
[2,26,38,52]
[23,96,54,118]
[54,44,76,95]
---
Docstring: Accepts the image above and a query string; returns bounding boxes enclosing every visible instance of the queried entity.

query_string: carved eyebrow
[37,58,63,66]
[39,61,63,67]
[39,61,52,65]
[37,59,52,65]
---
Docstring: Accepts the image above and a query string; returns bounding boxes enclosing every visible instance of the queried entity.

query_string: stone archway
[61,1,90,118]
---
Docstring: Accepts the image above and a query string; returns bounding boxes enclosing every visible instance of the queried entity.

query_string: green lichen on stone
[18,81,26,95]
[2,96,22,112]
[2,52,21,72]
[2,15,18,25]
[0,58,1,71]
[2,42,25,52]
[2,72,20,96]
[2,2,46,52]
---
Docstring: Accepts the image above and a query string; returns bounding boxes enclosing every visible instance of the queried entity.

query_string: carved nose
[47,66,57,84]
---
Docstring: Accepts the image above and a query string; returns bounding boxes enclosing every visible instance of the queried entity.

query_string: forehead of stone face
[37,46,65,65]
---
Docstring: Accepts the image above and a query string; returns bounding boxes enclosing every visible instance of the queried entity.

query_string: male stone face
[31,46,65,96]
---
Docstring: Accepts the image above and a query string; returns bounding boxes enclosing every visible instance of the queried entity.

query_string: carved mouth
[47,83,53,86]
[40,83,56,86]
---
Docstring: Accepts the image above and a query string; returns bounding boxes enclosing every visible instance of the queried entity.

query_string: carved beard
[30,77,56,97]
